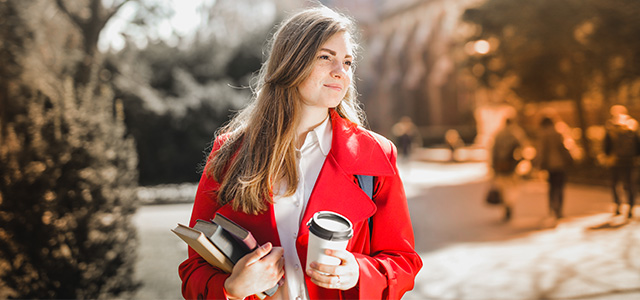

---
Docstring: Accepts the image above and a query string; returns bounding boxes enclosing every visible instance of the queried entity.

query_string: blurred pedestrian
[603,105,639,218]
[445,129,464,162]
[392,116,420,162]
[178,6,422,300]
[490,117,527,221]
[535,117,573,219]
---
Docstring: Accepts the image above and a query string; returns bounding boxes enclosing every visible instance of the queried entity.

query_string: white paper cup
[306,211,353,272]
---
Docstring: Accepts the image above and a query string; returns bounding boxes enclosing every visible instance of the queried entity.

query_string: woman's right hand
[224,242,285,299]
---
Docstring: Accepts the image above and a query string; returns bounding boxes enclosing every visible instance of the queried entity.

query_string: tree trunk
[570,76,593,164]
[56,0,128,87]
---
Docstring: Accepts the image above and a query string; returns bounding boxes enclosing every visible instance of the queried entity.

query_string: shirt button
[294,201,300,207]
[295,297,301,300]
[294,264,300,270]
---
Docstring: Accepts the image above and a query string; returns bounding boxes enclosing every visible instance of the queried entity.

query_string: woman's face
[298,31,353,110]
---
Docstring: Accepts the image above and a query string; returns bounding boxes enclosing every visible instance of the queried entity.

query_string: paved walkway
[133,161,640,299]
[402,162,640,300]
[133,203,191,300]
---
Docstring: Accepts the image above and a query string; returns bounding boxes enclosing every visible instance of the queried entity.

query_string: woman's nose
[331,61,346,79]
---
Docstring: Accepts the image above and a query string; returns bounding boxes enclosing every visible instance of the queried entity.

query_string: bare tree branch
[54,0,85,29]
[100,0,134,34]
[107,0,133,21]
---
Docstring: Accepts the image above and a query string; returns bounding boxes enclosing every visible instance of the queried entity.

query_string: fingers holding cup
[306,249,358,290]
[306,262,343,290]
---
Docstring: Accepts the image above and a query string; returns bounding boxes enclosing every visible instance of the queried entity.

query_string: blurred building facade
[321,0,482,145]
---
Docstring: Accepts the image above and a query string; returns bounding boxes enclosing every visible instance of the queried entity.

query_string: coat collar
[326,108,396,177]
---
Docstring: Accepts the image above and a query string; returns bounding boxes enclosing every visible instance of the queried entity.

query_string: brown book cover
[171,224,233,273]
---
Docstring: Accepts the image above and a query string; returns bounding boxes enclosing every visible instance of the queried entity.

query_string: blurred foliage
[0,0,139,298]
[106,0,276,185]
[462,0,640,162]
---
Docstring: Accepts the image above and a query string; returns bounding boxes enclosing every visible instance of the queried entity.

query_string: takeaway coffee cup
[306,211,353,272]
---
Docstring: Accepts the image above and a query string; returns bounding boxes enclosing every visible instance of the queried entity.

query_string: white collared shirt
[272,116,332,300]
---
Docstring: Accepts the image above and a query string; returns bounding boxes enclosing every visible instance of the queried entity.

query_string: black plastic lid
[307,211,353,241]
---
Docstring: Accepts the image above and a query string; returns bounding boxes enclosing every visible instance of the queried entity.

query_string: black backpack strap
[355,174,374,200]
[355,174,375,238]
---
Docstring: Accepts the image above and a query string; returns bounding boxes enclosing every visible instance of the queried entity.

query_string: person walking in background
[603,105,639,218]
[178,6,422,300]
[444,129,464,162]
[392,116,421,162]
[491,117,527,222]
[535,117,573,219]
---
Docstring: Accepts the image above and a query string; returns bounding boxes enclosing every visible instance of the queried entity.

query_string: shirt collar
[304,114,332,156]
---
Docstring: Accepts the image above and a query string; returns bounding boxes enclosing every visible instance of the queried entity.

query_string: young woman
[178,6,422,300]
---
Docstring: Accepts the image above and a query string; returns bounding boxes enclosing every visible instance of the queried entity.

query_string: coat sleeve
[177,170,229,300]
[178,137,257,300]
[347,140,423,299]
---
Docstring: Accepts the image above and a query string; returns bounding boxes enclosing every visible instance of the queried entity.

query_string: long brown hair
[205,6,365,215]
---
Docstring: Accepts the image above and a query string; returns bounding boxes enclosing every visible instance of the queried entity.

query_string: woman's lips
[323,84,343,91]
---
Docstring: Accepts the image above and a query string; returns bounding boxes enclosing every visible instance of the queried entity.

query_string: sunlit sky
[99,0,214,52]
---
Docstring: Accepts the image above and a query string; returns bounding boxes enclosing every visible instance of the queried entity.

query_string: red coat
[178,109,422,299]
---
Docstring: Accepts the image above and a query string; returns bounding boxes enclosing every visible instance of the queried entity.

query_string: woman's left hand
[306,249,359,290]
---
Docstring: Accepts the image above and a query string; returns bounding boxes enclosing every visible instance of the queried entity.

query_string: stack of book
[172,213,278,298]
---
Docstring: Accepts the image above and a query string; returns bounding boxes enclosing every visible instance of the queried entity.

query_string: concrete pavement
[402,162,640,300]
[133,203,191,300]
[132,161,640,299]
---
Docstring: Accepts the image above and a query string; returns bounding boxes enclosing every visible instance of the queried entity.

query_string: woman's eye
[318,55,330,61]
[344,61,352,67]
